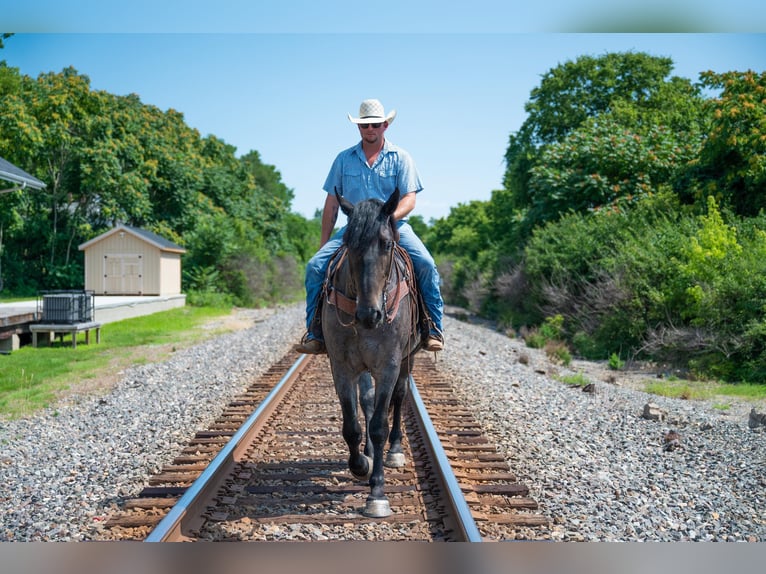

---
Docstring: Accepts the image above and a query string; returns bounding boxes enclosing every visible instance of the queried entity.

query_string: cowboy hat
[347,99,396,125]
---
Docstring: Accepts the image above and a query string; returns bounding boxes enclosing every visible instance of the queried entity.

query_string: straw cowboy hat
[347,99,396,125]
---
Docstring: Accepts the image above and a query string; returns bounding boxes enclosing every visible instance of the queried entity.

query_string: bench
[30,321,102,349]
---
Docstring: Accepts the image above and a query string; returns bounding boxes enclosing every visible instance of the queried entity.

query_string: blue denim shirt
[322,139,423,206]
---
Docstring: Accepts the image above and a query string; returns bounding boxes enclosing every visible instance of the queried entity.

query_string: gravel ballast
[1,303,764,542]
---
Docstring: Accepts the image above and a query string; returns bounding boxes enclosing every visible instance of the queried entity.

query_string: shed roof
[78,224,186,254]
[0,156,46,190]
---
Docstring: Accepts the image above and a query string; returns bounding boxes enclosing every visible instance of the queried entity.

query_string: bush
[522,314,565,349]
[523,327,547,349]
[571,331,603,359]
[608,353,625,370]
[186,290,234,308]
[544,340,572,366]
[516,192,766,382]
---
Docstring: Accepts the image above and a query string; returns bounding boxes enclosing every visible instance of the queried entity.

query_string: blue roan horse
[322,188,421,518]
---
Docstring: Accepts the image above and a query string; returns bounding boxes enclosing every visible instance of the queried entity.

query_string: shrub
[523,327,547,349]
[571,331,604,359]
[608,352,625,370]
[545,340,572,366]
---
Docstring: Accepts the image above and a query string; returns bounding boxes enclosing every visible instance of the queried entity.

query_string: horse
[321,188,421,518]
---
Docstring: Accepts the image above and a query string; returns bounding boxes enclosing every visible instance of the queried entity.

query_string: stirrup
[424,333,444,352]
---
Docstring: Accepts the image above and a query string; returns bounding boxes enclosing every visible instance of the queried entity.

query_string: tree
[0,60,316,301]
[684,70,766,217]
[502,51,706,234]
[525,117,700,226]
[519,51,676,146]
[429,200,493,259]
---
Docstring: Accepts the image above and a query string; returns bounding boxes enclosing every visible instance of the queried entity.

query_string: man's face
[358,121,387,143]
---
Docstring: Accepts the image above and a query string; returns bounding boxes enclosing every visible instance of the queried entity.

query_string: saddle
[316,244,430,342]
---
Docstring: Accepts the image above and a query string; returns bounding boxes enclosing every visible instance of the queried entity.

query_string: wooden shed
[78,225,186,296]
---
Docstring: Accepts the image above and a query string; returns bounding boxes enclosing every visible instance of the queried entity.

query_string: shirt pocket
[377,166,398,196]
[341,165,364,196]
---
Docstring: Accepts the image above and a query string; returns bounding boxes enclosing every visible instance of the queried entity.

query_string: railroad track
[100,351,549,542]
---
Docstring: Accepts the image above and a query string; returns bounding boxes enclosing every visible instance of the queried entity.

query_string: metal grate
[38,290,95,324]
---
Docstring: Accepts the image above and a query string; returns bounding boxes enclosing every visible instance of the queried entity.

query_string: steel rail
[145,353,482,542]
[145,354,309,542]
[408,376,484,542]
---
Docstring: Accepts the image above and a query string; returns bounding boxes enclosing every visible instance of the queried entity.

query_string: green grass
[643,378,766,402]
[556,373,591,387]
[0,305,235,419]
[556,370,766,407]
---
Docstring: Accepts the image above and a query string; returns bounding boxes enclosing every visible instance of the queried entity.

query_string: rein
[325,244,415,327]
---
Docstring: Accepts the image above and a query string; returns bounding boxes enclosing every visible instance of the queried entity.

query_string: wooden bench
[30,321,102,349]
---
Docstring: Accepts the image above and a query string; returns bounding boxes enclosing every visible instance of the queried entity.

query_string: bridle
[325,219,414,329]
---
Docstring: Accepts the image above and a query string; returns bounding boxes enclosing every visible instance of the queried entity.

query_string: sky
[2,3,765,222]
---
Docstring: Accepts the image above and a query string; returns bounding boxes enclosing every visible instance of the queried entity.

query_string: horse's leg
[384,368,409,469]
[358,371,375,459]
[334,373,372,481]
[363,367,399,518]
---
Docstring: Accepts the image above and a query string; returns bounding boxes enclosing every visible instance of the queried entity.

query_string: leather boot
[295,337,326,354]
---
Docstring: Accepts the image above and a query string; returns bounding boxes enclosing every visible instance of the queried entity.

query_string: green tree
[503,51,705,234]
[429,200,493,259]
[683,70,766,217]
[522,52,676,145]
[526,117,700,226]
[0,59,316,303]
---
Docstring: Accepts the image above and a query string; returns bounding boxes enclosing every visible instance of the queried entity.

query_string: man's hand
[394,191,416,221]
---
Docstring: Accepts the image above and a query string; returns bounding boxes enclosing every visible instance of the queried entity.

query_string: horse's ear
[335,187,354,217]
[383,188,400,218]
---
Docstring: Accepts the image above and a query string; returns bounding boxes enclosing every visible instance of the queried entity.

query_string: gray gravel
[1,304,764,542]
[0,305,304,541]
[441,316,766,542]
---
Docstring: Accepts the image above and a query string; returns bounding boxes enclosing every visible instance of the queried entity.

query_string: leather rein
[325,243,416,328]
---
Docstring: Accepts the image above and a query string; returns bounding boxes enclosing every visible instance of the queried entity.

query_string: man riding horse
[296,98,444,354]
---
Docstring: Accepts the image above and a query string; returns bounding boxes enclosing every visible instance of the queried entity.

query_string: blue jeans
[304,221,444,340]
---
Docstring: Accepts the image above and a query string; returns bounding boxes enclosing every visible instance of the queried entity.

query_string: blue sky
[2,4,765,221]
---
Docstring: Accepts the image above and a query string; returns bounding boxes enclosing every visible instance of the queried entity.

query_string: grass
[556,373,591,387]
[557,369,766,408]
[0,305,236,419]
[644,378,766,406]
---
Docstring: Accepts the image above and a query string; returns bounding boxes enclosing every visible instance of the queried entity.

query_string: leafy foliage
[426,52,766,383]
[682,70,766,217]
[0,63,318,304]
[527,118,700,226]
[503,51,706,235]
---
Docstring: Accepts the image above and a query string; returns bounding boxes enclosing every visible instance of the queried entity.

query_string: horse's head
[337,188,400,329]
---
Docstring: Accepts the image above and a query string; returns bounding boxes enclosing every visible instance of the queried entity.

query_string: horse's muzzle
[356,305,383,329]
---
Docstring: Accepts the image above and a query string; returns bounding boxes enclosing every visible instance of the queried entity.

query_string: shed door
[103,254,143,294]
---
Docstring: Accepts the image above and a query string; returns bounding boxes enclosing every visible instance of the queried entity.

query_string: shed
[78,225,186,296]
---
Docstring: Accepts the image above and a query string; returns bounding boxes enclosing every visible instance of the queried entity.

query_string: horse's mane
[343,199,388,251]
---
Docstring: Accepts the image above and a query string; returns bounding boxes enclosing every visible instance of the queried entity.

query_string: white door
[103,254,143,294]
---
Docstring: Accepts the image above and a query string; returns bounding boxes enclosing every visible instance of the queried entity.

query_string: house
[78,225,186,296]
[0,155,46,192]
[1,155,45,296]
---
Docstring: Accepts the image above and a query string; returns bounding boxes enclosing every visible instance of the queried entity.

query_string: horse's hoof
[363,499,392,518]
[384,452,406,468]
[350,455,373,481]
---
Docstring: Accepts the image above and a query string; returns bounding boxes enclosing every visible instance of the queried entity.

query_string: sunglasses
[359,122,382,129]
